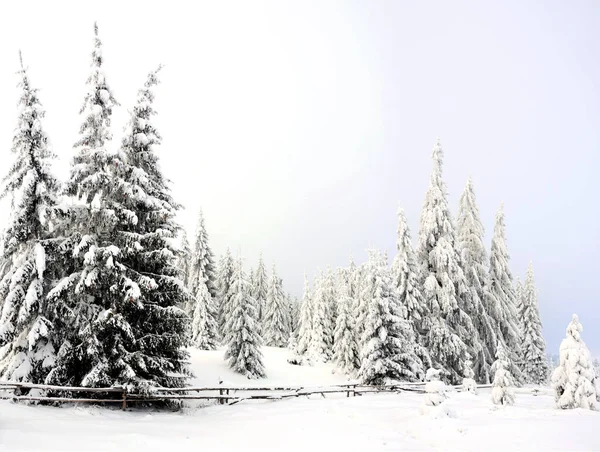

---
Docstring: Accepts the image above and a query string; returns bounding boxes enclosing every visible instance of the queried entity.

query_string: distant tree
[456,177,496,383]
[177,231,192,292]
[253,254,268,325]
[551,314,596,410]
[224,258,265,379]
[491,341,515,406]
[189,210,217,299]
[309,270,333,361]
[263,264,289,347]
[295,273,313,356]
[0,52,61,383]
[191,277,219,350]
[520,263,549,384]
[216,249,235,341]
[332,279,359,374]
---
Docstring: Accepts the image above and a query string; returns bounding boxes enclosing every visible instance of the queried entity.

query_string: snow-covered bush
[491,342,515,406]
[424,368,447,406]
[551,314,596,410]
[462,357,477,394]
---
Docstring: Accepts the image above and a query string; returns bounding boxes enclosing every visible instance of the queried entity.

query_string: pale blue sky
[0,1,598,355]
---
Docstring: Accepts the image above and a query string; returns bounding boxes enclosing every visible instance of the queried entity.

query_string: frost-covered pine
[309,270,333,361]
[484,204,523,384]
[456,178,496,383]
[491,341,516,406]
[252,254,268,325]
[224,258,265,379]
[424,368,447,406]
[287,294,300,336]
[48,39,189,390]
[0,53,61,383]
[352,262,368,350]
[332,279,359,374]
[520,263,549,384]
[191,278,219,350]
[515,277,524,332]
[461,356,477,394]
[416,139,479,384]
[322,266,338,334]
[551,315,597,410]
[295,273,313,355]
[262,264,289,347]
[189,210,217,300]
[357,250,423,385]
[216,249,235,340]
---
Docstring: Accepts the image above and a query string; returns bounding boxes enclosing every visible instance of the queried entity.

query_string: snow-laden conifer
[491,341,515,406]
[423,368,447,406]
[177,231,192,290]
[0,53,60,382]
[191,277,219,350]
[216,249,235,340]
[322,266,338,334]
[224,258,265,379]
[189,210,217,300]
[461,356,477,393]
[357,250,423,385]
[484,204,523,384]
[295,273,313,355]
[416,139,479,384]
[308,270,333,361]
[551,314,597,410]
[332,278,359,374]
[262,265,289,347]
[520,263,549,384]
[456,178,496,382]
[252,254,268,325]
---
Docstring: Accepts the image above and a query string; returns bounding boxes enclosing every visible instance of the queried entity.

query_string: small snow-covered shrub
[462,357,477,394]
[424,368,447,406]
[551,314,597,410]
[491,342,515,406]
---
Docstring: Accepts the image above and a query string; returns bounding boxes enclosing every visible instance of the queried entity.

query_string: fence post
[121,388,127,410]
[219,388,224,405]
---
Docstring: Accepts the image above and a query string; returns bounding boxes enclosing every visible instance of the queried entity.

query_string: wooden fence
[0,380,545,410]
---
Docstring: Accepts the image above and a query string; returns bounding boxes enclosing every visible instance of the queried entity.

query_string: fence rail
[0,380,543,410]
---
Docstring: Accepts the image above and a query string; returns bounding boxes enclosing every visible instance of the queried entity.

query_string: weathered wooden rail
[0,380,542,410]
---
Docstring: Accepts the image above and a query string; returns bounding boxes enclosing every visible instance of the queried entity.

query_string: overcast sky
[0,1,598,355]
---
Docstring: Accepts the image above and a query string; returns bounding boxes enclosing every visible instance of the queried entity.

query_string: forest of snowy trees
[0,24,595,413]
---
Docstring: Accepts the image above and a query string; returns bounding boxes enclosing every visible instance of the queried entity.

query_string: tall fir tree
[357,250,423,384]
[322,265,338,343]
[295,273,313,355]
[456,177,496,382]
[0,53,61,382]
[188,210,217,300]
[309,270,333,361]
[391,208,431,372]
[416,139,480,384]
[253,254,268,326]
[484,204,523,384]
[520,263,549,384]
[332,278,359,374]
[262,264,289,347]
[48,30,189,390]
[190,277,219,350]
[177,231,192,291]
[216,249,234,341]
[224,258,265,379]
[515,277,524,338]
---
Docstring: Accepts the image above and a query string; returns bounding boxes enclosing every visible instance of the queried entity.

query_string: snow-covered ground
[1,347,598,452]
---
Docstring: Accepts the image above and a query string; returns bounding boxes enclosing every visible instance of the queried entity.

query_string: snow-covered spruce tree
[483,204,523,384]
[295,273,313,355]
[216,249,234,340]
[332,279,359,375]
[520,263,549,384]
[262,264,289,347]
[551,314,597,410]
[287,294,300,337]
[0,53,61,383]
[515,277,524,331]
[491,341,515,406]
[456,177,496,383]
[253,254,268,325]
[177,230,192,291]
[416,139,480,384]
[357,250,423,385]
[391,208,432,371]
[224,258,265,379]
[48,33,190,391]
[188,210,217,300]
[190,277,219,350]
[323,266,338,336]
[309,270,333,361]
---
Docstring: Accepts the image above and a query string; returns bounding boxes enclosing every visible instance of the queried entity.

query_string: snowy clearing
[1,347,598,452]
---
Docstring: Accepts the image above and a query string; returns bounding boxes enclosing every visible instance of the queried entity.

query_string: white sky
[0,1,598,354]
